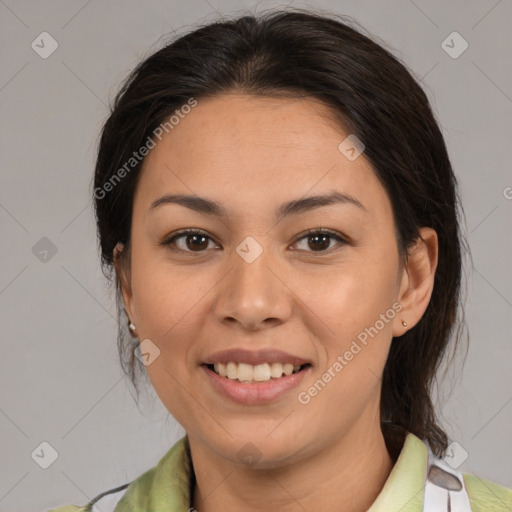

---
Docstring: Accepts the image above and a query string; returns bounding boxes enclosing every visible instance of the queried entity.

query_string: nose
[214,243,293,331]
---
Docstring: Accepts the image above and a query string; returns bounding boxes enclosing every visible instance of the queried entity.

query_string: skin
[115,93,438,512]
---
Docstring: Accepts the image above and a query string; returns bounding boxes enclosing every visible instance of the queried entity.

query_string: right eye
[162,229,220,253]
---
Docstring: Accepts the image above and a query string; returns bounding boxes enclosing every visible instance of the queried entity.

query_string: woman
[49,8,511,512]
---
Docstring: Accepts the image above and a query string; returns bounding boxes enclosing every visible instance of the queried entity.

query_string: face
[117,93,416,468]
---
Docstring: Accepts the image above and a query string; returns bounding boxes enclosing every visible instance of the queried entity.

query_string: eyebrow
[149,191,366,221]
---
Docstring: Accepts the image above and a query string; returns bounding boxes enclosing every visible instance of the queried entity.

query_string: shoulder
[463,473,512,512]
[46,436,190,512]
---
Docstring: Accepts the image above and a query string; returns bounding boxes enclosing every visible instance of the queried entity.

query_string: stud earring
[401,320,407,327]
[128,321,136,333]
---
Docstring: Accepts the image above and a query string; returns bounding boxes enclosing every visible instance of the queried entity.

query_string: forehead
[133,93,389,221]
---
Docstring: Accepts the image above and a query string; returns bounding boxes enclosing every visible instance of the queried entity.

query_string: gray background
[1,1,511,510]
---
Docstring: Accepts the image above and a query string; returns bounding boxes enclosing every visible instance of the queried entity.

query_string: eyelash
[161,228,349,254]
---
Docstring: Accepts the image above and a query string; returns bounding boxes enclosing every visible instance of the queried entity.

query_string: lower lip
[201,364,311,405]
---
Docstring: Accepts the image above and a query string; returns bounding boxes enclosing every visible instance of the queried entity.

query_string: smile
[201,362,312,405]
[207,362,310,383]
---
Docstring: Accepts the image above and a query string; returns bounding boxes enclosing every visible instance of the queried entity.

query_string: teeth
[238,363,254,382]
[214,362,227,377]
[283,363,294,376]
[253,363,271,381]
[270,363,283,378]
[210,362,304,382]
[226,362,237,380]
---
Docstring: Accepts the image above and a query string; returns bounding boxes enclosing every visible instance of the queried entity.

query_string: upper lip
[203,348,312,366]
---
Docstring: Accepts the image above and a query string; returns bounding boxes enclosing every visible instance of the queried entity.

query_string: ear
[113,242,136,326]
[392,227,438,336]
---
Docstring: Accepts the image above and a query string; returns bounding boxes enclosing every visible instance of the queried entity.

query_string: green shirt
[48,432,512,512]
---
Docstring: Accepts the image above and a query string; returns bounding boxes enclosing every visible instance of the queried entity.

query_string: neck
[190,415,394,512]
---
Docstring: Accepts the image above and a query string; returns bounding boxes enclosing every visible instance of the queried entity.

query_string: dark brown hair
[93,8,468,456]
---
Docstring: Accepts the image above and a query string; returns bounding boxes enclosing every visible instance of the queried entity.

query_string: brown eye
[163,229,218,253]
[293,230,348,253]
[181,233,210,251]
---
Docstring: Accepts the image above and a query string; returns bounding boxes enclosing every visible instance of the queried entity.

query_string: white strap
[423,446,474,512]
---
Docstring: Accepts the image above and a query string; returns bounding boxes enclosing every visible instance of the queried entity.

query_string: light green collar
[116,432,427,511]
[368,432,427,511]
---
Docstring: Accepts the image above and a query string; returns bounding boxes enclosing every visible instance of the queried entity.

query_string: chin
[209,433,309,470]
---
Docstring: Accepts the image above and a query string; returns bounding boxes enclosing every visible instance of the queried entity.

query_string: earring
[401,320,407,327]
[128,321,136,333]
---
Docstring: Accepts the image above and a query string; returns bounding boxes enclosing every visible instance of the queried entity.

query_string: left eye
[162,229,347,253]
[293,229,348,252]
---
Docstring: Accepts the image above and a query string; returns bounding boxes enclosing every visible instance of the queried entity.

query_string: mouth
[204,362,312,384]
[201,348,313,404]
[201,360,313,405]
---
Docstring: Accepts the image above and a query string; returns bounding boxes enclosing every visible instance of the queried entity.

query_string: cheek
[298,251,399,345]
[130,259,211,431]
[296,270,398,433]
[130,245,207,342]
[294,249,399,413]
